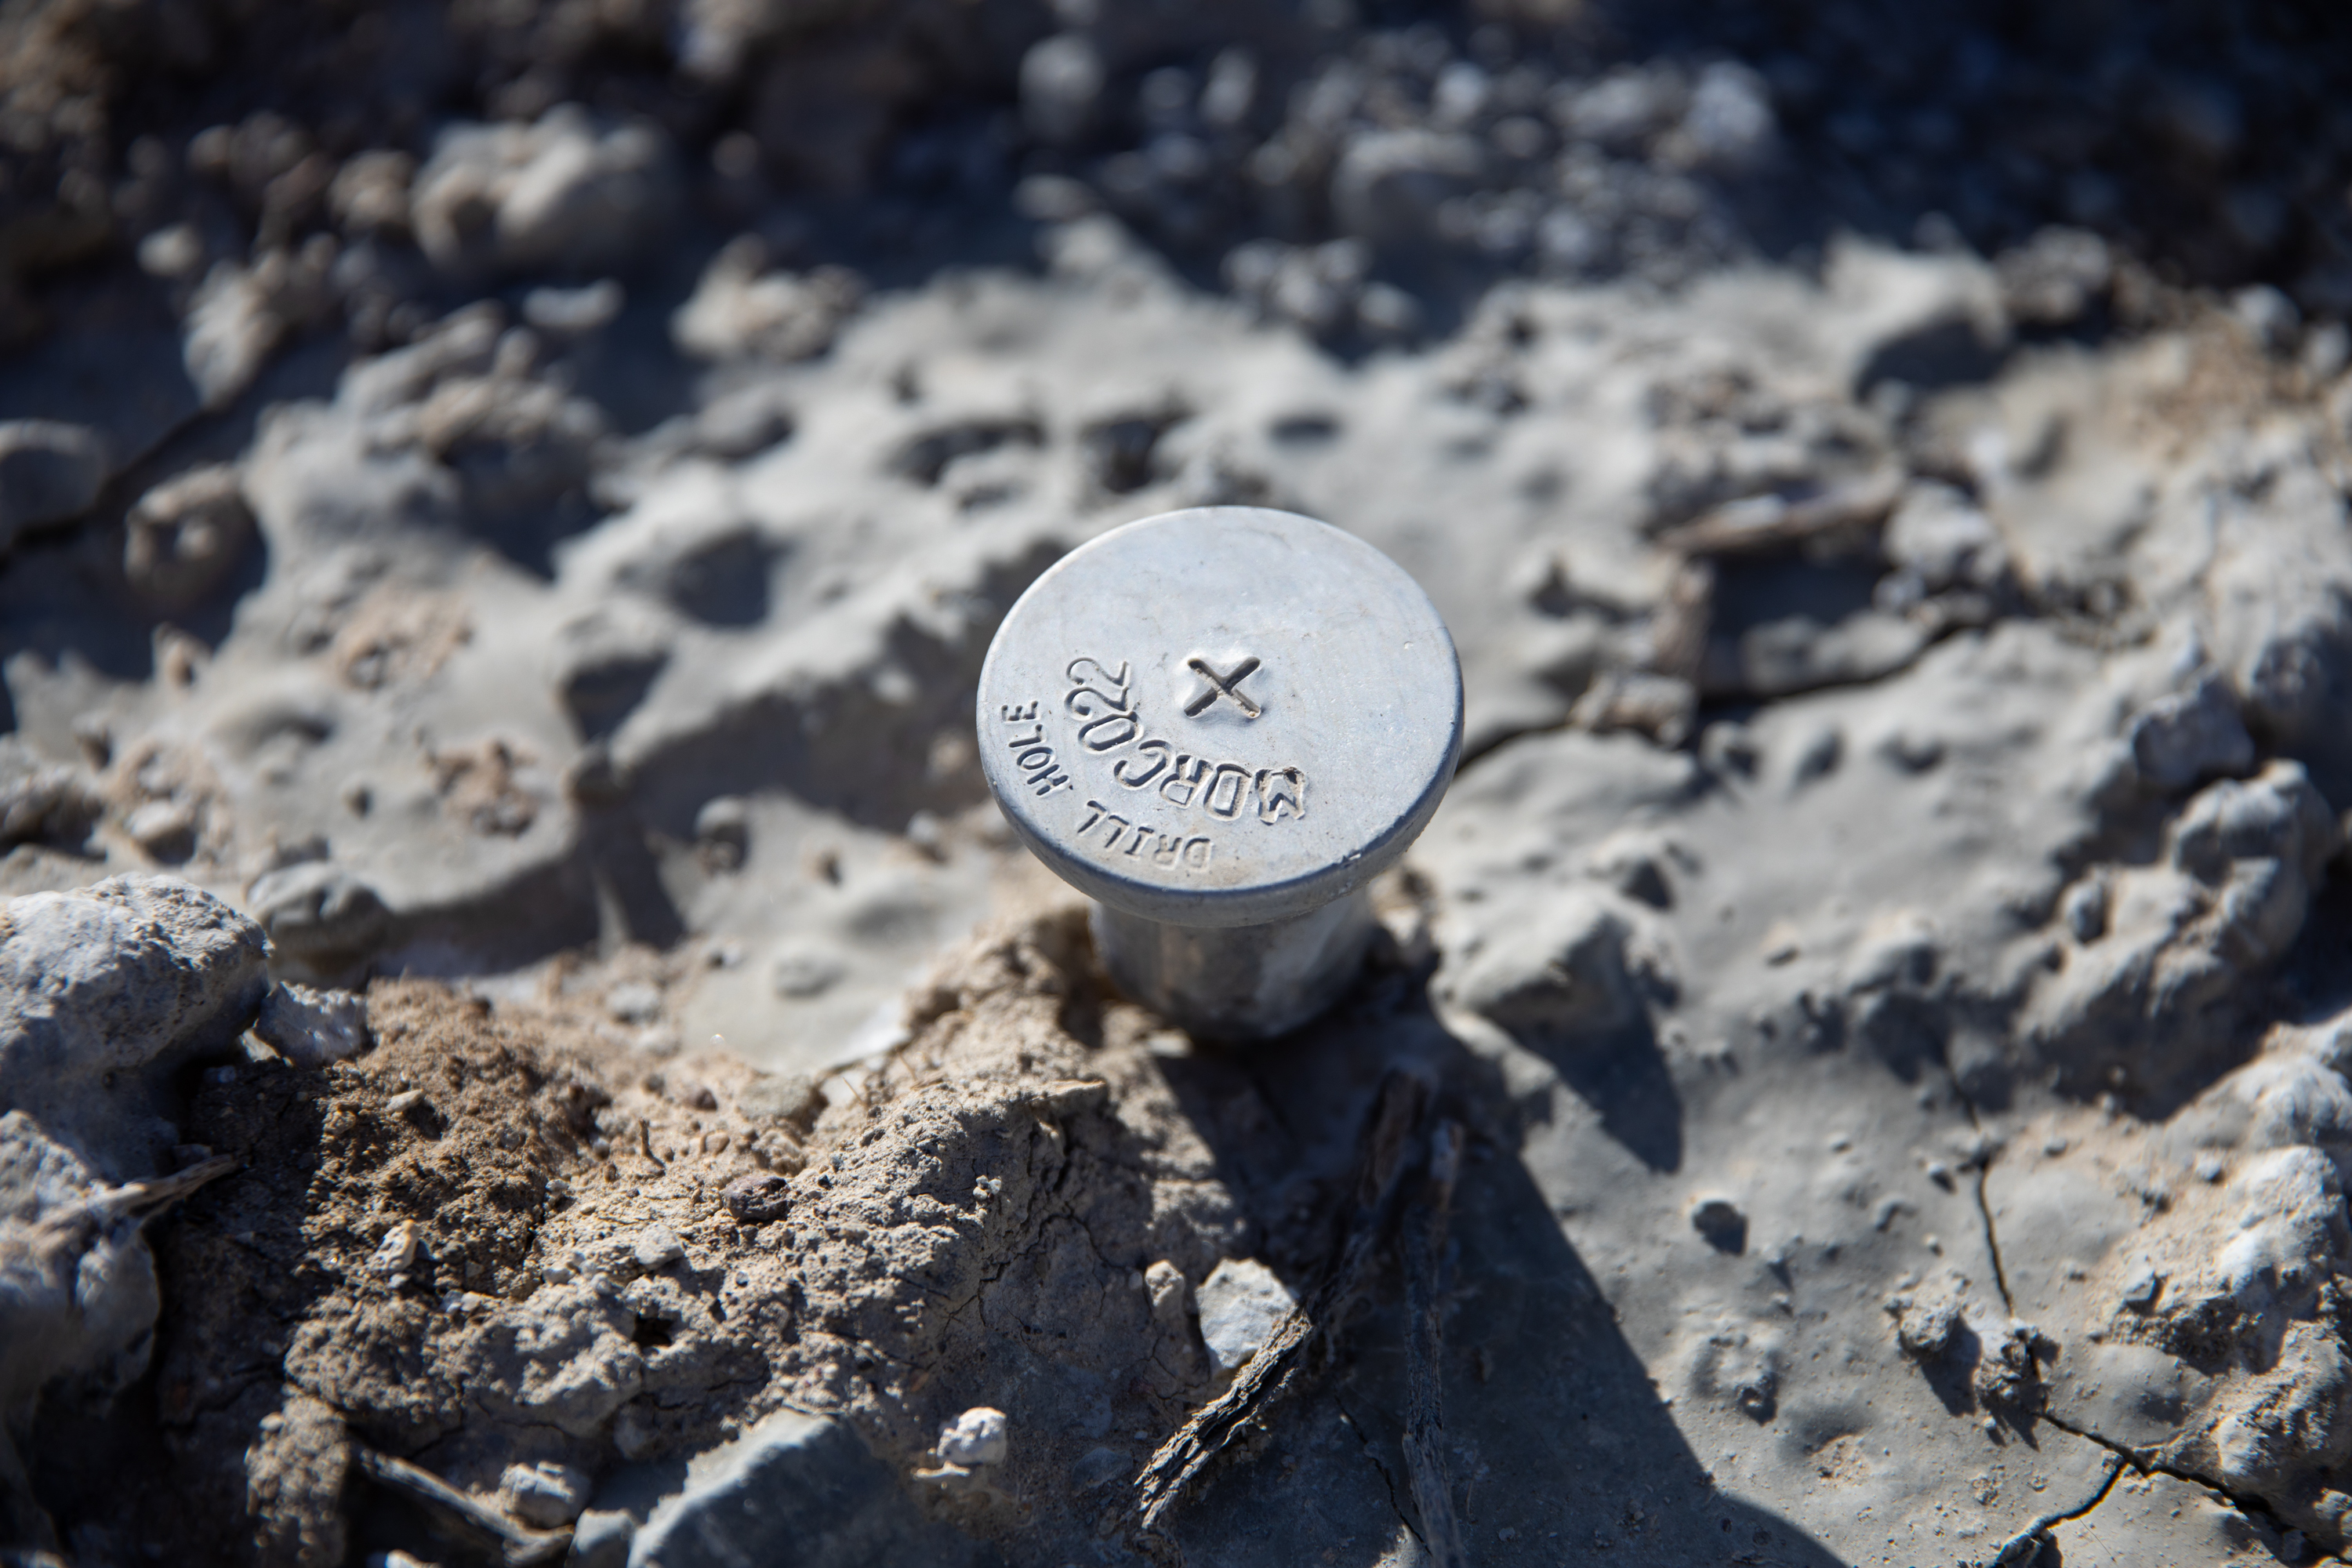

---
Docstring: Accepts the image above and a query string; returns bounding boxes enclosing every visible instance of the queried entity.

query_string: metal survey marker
[978,505,1463,1036]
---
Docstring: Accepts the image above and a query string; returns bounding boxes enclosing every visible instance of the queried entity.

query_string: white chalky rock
[938,1406,1008,1468]
[2219,1146,2348,1305]
[368,1219,419,1277]
[1196,1258,1297,1377]
[252,981,370,1068]
[633,1225,684,1269]
[501,1458,592,1527]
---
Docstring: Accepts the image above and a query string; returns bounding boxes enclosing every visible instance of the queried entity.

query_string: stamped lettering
[998,701,1071,796]
[1061,655,1309,827]
[1076,800,1216,874]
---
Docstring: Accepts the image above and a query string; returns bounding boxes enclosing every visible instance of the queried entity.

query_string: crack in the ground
[1987,1447,2125,1566]
[1971,1165,2016,1316]
[2031,1407,2309,1549]
[1941,1085,2310,1557]
[1331,1388,1425,1552]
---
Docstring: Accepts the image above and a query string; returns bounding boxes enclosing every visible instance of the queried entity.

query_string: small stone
[123,465,256,609]
[386,1089,426,1116]
[569,1509,635,1568]
[633,1225,684,1269]
[937,1406,1009,1468]
[252,981,370,1068]
[125,798,199,861]
[722,1173,789,1225]
[501,1459,591,1527]
[2118,1265,2164,1312]
[1689,1196,1748,1254]
[369,1221,420,1277]
[1196,1258,1297,1377]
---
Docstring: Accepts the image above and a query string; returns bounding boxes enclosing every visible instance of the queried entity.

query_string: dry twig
[1130,1073,1430,1548]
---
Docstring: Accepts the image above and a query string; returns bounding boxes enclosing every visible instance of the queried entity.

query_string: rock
[327,149,415,238]
[1997,227,2113,327]
[0,420,108,547]
[570,1508,634,1568]
[2218,1146,2347,1307]
[0,1113,162,1411]
[2025,760,2341,1093]
[252,981,370,1068]
[124,465,256,609]
[0,877,270,1172]
[1445,887,1653,1036]
[411,106,674,278]
[1195,1257,1296,1377]
[632,1225,684,1270]
[0,737,102,853]
[671,239,862,364]
[1882,481,2007,593]
[693,797,750,870]
[624,1406,986,1567]
[502,1459,590,1528]
[368,1218,420,1277]
[522,278,624,338]
[124,797,198,861]
[457,1282,647,1438]
[936,1406,1007,1468]
[720,1173,789,1225]
[1689,1196,1747,1253]
[2129,673,2255,793]
[245,862,394,975]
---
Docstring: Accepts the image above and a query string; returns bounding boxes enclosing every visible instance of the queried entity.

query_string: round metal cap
[977,506,1463,929]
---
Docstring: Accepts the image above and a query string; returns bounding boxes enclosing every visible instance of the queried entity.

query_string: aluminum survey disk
[978,506,1464,928]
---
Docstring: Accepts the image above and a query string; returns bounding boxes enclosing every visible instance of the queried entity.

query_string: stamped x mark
[1184,655,1263,719]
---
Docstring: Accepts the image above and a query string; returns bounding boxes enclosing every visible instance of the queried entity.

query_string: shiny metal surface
[977,505,1462,1037]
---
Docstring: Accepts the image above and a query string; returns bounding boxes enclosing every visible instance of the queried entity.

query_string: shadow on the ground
[1147,973,1838,1566]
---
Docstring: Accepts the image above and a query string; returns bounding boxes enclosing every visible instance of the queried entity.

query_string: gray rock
[457,1282,646,1439]
[571,1508,635,1568]
[0,420,108,547]
[1195,1257,1295,1378]
[0,1113,160,1413]
[935,1407,1007,1468]
[412,107,675,278]
[623,1406,989,1568]
[0,877,270,1174]
[124,465,256,610]
[2129,673,2256,793]
[246,862,394,975]
[252,981,370,1068]
[671,241,862,365]
[1445,887,1653,1035]
[1883,481,2007,593]
[503,1459,592,1528]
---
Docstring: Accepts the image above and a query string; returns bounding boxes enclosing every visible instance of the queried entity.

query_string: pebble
[1196,1258,1297,1377]
[722,1173,789,1225]
[369,1220,420,1276]
[633,1225,684,1269]
[937,1406,1009,1468]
